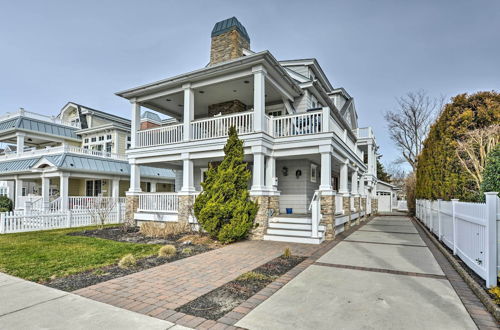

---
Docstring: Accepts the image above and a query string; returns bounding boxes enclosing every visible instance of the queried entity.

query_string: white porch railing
[416,193,499,287]
[138,193,179,213]
[309,190,321,238]
[272,111,322,137]
[0,145,127,161]
[191,111,254,140]
[137,123,183,147]
[0,108,80,128]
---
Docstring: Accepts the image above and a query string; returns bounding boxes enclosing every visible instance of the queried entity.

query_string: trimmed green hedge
[416,91,500,201]
[480,143,500,200]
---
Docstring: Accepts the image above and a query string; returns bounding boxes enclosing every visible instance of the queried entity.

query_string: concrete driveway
[236,216,478,330]
[0,273,188,330]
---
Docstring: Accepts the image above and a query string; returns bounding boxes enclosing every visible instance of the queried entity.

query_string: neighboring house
[0,104,175,211]
[117,17,382,243]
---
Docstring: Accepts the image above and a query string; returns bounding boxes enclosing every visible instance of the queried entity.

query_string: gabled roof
[279,58,334,92]
[59,102,130,126]
[0,117,79,140]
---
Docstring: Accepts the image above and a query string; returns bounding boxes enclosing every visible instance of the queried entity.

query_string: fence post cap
[484,192,499,196]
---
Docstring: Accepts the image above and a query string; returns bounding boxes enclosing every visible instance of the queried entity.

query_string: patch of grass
[181,247,193,255]
[236,271,277,282]
[0,226,161,282]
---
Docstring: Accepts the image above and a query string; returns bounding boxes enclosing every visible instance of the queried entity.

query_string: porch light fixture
[282,167,288,176]
[166,99,171,102]
[199,91,205,94]
[296,169,302,179]
[244,80,249,84]
[178,104,183,107]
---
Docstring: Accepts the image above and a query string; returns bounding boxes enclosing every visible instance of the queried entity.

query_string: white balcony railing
[271,111,322,137]
[0,108,80,128]
[138,193,178,213]
[191,111,254,140]
[137,123,183,147]
[0,145,127,162]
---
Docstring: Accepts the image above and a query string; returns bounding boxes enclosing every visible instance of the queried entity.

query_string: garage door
[377,192,391,212]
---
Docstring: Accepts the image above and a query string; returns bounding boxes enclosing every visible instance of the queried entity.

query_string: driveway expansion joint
[342,239,428,247]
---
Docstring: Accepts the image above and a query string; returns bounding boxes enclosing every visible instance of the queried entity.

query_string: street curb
[412,216,500,322]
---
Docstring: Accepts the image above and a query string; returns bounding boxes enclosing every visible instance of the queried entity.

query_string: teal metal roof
[0,117,79,139]
[141,111,161,122]
[211,17,250,42]
[0,154,175,179]
[0,157,41,173]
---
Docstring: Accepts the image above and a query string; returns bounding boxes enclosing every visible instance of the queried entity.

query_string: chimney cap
[211,17,250,43]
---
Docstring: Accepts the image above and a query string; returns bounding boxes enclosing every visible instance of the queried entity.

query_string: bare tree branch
[384,90,443,171]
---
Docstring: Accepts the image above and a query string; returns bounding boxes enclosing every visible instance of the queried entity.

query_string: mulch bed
[46,226,217,292]
[175,255,305,320]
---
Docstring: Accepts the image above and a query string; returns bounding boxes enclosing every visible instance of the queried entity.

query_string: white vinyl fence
[0,197,126,234]
[416,192,499,287]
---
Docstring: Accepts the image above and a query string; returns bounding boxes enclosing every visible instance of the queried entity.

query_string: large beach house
[118,17,381,244]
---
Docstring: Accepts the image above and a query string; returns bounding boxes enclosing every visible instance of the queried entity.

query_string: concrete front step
[268,222,325,231]
[269,216,312,224]
[267,228,324,237]
[263,234,324,244]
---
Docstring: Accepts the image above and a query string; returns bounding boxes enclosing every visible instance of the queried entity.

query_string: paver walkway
[0,272,175,330]
[75,240,318,323]
[236,215,493,330]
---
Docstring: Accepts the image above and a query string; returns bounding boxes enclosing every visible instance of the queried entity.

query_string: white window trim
[310,164,317,183]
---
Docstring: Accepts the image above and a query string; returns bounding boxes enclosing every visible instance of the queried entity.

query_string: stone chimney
[210,17,250,66]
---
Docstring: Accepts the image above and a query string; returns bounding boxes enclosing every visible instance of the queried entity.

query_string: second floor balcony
[0,145,127,162]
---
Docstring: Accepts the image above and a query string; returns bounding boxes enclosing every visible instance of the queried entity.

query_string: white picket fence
[0,198,126,234]
[416,192,499,287]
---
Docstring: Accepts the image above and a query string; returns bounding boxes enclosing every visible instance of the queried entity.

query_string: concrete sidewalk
[0,273,187,330]
[236,216,480,330]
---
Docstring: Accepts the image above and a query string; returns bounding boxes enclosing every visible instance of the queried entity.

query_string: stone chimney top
[209,17,250,66]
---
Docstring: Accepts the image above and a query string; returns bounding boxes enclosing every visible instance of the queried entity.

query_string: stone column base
[178,194,196,225]
[355,197,361,225]
[125,195,139,226]
[320,194,335,240]
[343,196,351,231]
[249,195,277,240]
[361,197,367,221]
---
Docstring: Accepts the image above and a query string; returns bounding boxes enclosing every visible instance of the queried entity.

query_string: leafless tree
[456,124,500,190]
[384,90,444,171]
[86,196,118,230]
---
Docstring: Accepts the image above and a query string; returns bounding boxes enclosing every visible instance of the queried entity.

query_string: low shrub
[236,271,275,282]
[140,222,191,238]
[0,196,13,212]
[158,245,177,257]
[489,286,500,304]
[181,247,193,255]
[118,254,136,269]
[282,247,292,259]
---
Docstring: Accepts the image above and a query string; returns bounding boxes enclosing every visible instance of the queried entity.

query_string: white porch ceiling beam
[266,74,294,102]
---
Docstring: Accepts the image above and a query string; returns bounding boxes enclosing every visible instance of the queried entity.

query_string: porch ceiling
[142,75,283,118]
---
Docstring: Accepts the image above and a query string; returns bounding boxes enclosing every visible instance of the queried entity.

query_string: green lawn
[0,226,161,282]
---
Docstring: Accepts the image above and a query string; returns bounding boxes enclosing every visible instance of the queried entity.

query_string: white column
[265,156,276,192]
[150,181,157,192]
[351,168,359,195]
[15,178,23,209]
[180,153,195,193]
[128,163,142,193]
[42,177,50,210]
[16,132,25,155]
[359,174,365,196]
[60,173,69,211]
[251,148,266,193]
[320,151,332,191]
[367,143,374,175]
[112,178,120,198]
[252,66,267,133]
[130,102,141,149]
[339,160,349,195]
[183,84,194,142]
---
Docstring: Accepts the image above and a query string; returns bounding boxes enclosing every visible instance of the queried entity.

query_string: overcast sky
[1,0,499,170]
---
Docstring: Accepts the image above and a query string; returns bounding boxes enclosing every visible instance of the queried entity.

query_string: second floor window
[106,134,112,140]
[91,137,96,142]
[98,136,104,141]
[106,142,112,153]
[84,138,89,143]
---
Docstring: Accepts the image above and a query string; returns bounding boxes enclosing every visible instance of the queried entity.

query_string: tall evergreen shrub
[480,143,500,199]
[416,91,500,201]
[193,127,258,243]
